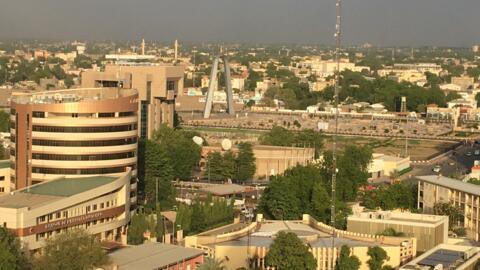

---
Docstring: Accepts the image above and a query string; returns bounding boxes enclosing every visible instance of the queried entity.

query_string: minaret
[174,40,179,62]
[141,39,145,55]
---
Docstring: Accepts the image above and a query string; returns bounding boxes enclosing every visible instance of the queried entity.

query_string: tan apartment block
[347,211,448,252]
[417,175,480,241]
[81,64,184,138]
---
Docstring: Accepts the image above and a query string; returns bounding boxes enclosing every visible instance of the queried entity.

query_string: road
[405,143,480,180]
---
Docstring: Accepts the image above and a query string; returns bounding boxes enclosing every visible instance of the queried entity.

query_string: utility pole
[331,0,342,256]
[192,47,197,88]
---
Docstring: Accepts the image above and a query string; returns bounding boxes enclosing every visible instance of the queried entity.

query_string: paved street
[406,143,480,180]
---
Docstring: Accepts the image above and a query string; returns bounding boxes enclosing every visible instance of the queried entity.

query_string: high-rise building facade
[81,64,184,139]
[10,88,139,193]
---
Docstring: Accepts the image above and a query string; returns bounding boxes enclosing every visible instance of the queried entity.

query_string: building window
[100,203,104,209]
[119,111,135,117]
[0,188,4,193]
[86,206,91,213]
[140,101,148,138]
[167,80,176,91]
[32,137,137,147]
[32,124,137,133]
[98,112,115,118]
[0,176,4,181]
[32,111,45,118]
[146,81,152,103]
[93,204,97,211]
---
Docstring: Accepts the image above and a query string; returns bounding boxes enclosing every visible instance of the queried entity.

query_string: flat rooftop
[109,242,203,270]
[0,175,117,209]
[211,220,386,249]
[11,87,137,105]
[349,211,447,225]
[417,175,480,196]
[401,244,480,270]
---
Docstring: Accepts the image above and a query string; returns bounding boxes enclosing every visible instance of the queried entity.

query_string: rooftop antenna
[331,0,342,256]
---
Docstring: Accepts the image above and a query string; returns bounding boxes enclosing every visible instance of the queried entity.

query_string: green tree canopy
[127,213,148,245]
[0,227,31,270]
[0,111,9,132]
[433,202,463,230]
[198,258,225,270]
[35,229,108,270]
[265,231,316,270]
[367,246,389,270]
[235,142,256,182]
[336,245,361,270]
[259,126,324,157]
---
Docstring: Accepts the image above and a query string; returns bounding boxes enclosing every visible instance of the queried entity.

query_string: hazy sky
[1,0,479,47]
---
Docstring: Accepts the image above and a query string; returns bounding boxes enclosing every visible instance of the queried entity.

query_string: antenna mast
[331,0,342,255]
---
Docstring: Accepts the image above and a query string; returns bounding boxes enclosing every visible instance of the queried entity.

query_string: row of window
[32,137,137,147]
[37,199,118,225]
[32,124,137,133]
[35,217,117,242]
[32,151,136,161]
[31,111,136,118]
[32,165,135,175]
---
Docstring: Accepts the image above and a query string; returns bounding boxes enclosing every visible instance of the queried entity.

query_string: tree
[35,229,108,270]
[265,231,316,270]
[378,228,405,237]
[152,124,201,180]
[198,258,225,270]
[64,75,74,88]
[138,140,175,208]
[207,152,226,182]
[155,203,165,242]
[128,213,147,245]
[0,111,10,132]
[433,202,463,229]
[235,142,256,182]
[367,246,389,270]
[311,182,330,222]
[259,126,295,146]
[73,55,93,69]
[336,245,361,270]
[0,227,31,270]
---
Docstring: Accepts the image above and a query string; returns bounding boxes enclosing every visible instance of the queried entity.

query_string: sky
[0,0,479,47]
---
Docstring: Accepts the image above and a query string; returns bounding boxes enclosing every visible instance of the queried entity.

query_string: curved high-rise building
[10,88,138,193]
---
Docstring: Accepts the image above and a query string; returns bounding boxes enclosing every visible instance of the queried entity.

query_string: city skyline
[1,0,480,47]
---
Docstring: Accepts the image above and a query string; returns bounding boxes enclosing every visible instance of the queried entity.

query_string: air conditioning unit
[433,264,443,270]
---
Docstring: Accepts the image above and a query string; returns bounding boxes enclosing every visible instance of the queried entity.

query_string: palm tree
[198,258,226,270]
[389,169,400,183]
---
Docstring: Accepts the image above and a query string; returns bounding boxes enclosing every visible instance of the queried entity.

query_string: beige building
[400,244,480,270]
[0,160,12,193]
[0,170,133,253]
[417,175,480,241]
[10,88,138,199]
[368,153,411,180]
[81,64,184,138]
[347,211,448,252]
[185,214,416,270]
[201,145,315,180]
[452,76,475,91]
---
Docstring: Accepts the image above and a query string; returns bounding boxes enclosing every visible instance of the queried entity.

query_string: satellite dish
[221,139,232,151]
[192,136,204,146]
